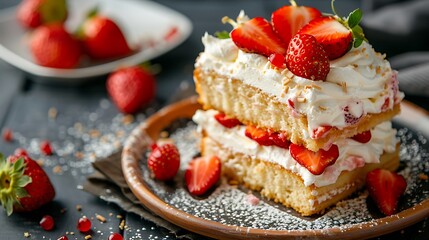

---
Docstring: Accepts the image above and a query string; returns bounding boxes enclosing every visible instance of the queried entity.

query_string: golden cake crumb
[89,129,101,138]
[48,107,58,119]
[96,214,107,223]
[84,235,92,240]
[160,131,169,138]
[24,232,30,238]
[53,165,63,174]
[75,151,84,160]
[119,219,125,230]
[418,173,429,180]
[36,159,44,167]
[122,114,134,125]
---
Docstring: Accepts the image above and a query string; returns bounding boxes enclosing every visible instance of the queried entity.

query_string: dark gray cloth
[362,0,429,97]
[83,151,203,240]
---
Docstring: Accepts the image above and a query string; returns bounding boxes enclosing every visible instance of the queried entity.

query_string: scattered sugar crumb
[136,122,429,231]
[418,173,428,180]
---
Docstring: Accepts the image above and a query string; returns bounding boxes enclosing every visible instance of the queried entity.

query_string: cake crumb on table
[96,213,107,223]
[418,173,428,180]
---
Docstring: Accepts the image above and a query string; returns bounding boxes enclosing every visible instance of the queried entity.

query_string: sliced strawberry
[366,169,407,216]
[287,99,295,109]
[343,105,363,125]
[214,112,242,128]
[271,2,321,46]
[269,132,290,149]
[351,130,372,143]
[381,97,390,112]
[268,53,286,68]
[289,143,339,175]
[286,34,330,81]
[185,156,221,196]
[147,143,180,181]
[228,17,287,57]
[311,126,333,139]
[245,126,272,146]
[298,16,352,60]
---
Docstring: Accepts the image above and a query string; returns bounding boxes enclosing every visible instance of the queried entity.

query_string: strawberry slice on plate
[286,34,330,81]
[366,169,407,216]
[223,16,287,57]
[185,156,221,196]
[271,0,321,46]
[289,143,339,175]
[351,130,372,143]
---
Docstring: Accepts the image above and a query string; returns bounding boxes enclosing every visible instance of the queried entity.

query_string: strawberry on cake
[192,1,404,216]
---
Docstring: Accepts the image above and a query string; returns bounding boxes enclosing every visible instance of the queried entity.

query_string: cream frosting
[196,33,404,136]
[193,109,398,187]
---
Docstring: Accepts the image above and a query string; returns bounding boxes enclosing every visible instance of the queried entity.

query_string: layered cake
[192,2,404,216]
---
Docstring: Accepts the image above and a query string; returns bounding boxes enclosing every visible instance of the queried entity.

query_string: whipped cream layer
[196,33,404,134]
[193,109,398,187]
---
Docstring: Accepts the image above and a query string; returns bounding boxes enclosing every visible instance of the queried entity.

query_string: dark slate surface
[0,0,428,239]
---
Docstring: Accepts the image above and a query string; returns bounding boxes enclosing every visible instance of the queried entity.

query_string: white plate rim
[0,0,193,81]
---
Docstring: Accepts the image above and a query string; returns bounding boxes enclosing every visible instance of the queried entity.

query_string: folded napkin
[83,151,206,240]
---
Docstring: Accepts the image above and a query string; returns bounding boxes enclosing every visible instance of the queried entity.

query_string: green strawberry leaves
[0,155,31,216]
[215,30,230,39]
[331,0,366,49]
[346,9,366,48]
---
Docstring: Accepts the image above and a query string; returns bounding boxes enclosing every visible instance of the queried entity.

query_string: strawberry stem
[221,16,238,28]
[331,0,339,17]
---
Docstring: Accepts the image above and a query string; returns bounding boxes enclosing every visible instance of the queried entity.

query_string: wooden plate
[122,96,429,239]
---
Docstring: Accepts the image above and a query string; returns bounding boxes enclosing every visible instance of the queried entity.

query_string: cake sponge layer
[194,67,401,152]
[201,136,400,216]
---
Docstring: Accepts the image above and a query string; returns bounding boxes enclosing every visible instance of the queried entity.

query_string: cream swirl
[196,34,404,134]
[193,109,398,187]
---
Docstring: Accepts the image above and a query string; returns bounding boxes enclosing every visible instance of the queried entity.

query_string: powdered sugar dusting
[140,120,429,231]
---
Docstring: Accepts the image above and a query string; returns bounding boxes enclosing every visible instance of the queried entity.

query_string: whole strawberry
[286,33,330,81]
[30,23,82,68]
[0,153,55,216]
[79,11,132,59]
[147,143,180,181]
[107,66,156,114]
[17,0,67,29]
